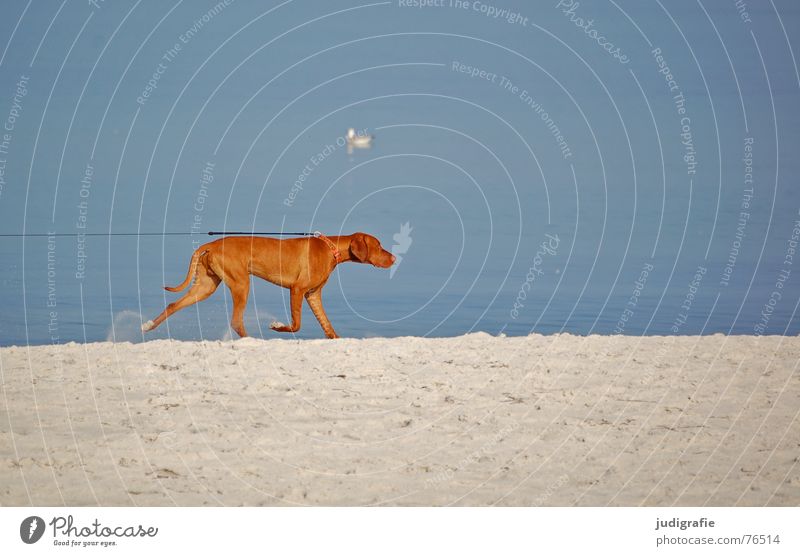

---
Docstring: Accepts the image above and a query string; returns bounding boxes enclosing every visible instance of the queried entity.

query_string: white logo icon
[390,222,413,279]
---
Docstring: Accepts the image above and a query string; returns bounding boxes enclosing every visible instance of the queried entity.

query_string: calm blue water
[1,0,799,345]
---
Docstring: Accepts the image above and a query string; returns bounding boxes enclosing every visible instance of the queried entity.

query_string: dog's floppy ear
[349,233,369,262]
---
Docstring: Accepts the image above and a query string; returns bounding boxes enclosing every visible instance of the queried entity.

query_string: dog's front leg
[304,288,339,339]
[270,288,303,333]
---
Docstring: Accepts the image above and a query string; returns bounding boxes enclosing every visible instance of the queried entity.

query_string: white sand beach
[1,334,798,506]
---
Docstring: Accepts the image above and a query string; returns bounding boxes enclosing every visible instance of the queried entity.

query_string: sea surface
[0,0,799,345]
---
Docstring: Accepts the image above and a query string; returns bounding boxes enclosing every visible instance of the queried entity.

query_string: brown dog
[142,233,395,338]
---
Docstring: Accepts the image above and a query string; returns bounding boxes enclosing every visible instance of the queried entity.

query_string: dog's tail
[164,248,207,292]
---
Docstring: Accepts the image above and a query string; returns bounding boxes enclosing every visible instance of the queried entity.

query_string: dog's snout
[390,254,397,264]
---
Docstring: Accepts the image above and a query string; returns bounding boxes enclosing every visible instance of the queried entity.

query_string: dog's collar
[313,231,341,263]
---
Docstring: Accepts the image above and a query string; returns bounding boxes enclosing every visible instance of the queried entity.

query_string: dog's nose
[391,254,397,264]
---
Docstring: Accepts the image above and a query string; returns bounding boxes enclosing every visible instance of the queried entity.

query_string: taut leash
[0,231,316,238]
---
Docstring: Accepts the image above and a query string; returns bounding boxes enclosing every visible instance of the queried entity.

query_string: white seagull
[346,127,373,149]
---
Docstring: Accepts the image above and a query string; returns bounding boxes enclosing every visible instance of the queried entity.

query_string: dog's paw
[269,321,286,330]
[141,320,155,332]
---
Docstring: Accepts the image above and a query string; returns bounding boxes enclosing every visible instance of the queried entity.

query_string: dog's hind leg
[142,264,221,332]
[228,275,250,338]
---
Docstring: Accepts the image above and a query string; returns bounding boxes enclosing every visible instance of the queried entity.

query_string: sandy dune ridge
[1,333,798,506]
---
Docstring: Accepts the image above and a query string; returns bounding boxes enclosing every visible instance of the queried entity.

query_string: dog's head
[349,233,395,268]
